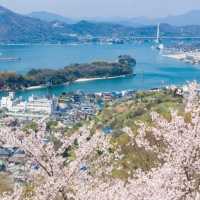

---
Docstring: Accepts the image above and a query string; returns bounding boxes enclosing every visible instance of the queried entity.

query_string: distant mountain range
[154,10,200,26]
[2,6,200,43]
[27,10,200,26]
[87,10,200,27]
[28,11,76,24]
[0,6,78,43]
[114,10,200,27]
[0,6,136,43]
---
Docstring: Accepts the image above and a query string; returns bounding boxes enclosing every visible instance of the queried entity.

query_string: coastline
[25,85,47,90]
[163,51,200,64]
[163,53,186,60]
[24,74,132,91]
[25,82,70,91]
[75,75,128,83]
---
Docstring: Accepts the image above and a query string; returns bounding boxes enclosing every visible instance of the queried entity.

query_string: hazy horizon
[1,0,200,19]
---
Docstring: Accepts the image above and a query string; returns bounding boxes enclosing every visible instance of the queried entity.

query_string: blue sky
[1,0,200,18]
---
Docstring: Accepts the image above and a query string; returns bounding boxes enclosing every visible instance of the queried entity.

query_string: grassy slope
[90,89,184,180]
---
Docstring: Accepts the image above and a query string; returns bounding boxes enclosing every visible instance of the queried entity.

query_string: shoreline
[163,53,186,60]
[75,75,129,83]
[163,51,200,64]
[25,82,70,91]
[24,74,133,91]
[25,85,47,90]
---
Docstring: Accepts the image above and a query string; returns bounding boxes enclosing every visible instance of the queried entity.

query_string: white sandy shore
[163,53,186,60]
[163,51,200,61]
[25,75,130,91]
[25,85,47,90]
[75,75,127,83]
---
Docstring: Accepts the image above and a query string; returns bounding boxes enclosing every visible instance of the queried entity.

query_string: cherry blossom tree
[1,185,23,200]
[1,82,200,200]
[0,120,110,200]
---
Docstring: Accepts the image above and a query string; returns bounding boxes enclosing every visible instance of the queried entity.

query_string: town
[0,90,136,122]
[0,89,137,180]
[0,84,192,180]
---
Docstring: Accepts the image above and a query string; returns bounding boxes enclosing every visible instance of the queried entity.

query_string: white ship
[0,56,21,62]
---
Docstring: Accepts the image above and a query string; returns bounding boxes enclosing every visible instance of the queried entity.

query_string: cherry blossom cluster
[1,82,200,200]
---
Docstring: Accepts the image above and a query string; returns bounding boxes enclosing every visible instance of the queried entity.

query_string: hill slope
[0,6,77,43]
[28,11,75,24]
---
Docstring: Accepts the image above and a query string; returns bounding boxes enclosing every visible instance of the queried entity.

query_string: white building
[0,92,58,116]
[0,92,14,110]
[26,95,57,114]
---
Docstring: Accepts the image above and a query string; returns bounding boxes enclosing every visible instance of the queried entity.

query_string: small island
[0,55,136,91]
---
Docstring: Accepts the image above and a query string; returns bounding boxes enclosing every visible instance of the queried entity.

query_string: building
[0,92,58,116]
[0,92,14,110]
[0,148,12,160]
[26,95,57,114]
[102,93,113,101]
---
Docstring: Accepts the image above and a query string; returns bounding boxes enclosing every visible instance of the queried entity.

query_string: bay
[0,42,199,99]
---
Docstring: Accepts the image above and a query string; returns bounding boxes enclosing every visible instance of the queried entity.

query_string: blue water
[0,42,200,98]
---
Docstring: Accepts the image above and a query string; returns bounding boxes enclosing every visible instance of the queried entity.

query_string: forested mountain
[1,6,200,43]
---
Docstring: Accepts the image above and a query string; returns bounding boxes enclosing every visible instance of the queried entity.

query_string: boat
[0,56,21,62]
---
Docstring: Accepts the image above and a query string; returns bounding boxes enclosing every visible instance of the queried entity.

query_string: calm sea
[0,42,200,98]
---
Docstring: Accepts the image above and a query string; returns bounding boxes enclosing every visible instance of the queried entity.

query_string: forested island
[0,55,136,91]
